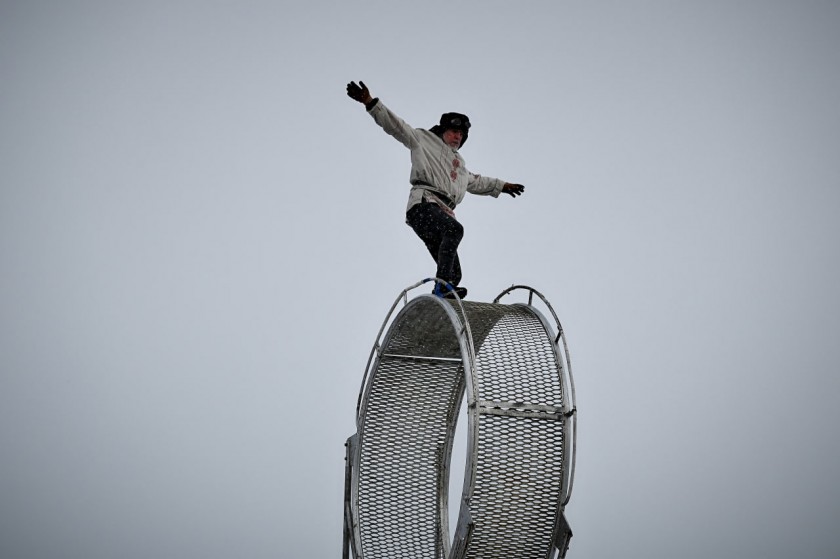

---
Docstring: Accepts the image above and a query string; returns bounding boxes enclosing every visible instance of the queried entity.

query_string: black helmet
[430,112,471,146]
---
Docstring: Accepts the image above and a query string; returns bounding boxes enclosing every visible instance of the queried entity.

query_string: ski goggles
[444,116,471,130]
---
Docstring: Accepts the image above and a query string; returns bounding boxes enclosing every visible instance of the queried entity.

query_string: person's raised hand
[346,80,373,105]
[503,183,525,198]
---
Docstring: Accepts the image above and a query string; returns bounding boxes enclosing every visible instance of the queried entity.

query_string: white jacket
[367,100,505,213]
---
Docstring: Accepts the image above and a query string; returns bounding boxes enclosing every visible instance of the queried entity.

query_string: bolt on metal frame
[344,280,577,559]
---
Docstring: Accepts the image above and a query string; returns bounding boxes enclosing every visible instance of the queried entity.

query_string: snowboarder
[346,80,525,300]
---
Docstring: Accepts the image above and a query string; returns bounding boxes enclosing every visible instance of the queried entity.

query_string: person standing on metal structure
[346,80,525,300]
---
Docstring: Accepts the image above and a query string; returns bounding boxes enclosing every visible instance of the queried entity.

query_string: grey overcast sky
[2,1,839,558]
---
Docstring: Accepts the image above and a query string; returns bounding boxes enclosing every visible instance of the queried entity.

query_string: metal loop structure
[344,280,577,559]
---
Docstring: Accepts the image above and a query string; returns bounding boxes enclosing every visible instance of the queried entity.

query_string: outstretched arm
[466,173,524,199]
[346,80,419,149]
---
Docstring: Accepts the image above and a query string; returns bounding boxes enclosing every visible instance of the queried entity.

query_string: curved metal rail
[344,281,576,559]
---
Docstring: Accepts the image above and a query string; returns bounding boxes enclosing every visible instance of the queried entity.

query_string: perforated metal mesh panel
[467,304,566,559]
[345,285,575,559]
[357,357,463,559]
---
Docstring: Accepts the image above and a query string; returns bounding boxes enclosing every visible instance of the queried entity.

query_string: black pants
[406,202,464,286]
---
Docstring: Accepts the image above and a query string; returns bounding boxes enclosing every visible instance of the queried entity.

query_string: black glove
[503,183,525,197]
[346,80,373,105]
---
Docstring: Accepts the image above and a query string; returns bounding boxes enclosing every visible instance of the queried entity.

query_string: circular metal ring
[344,281,575,559]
